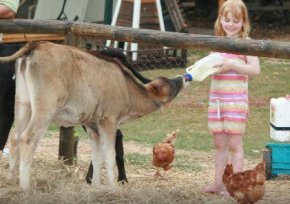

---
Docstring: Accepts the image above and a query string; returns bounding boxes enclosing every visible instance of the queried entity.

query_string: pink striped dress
[208,53,248,136]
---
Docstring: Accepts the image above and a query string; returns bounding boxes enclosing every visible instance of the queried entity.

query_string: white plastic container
[270,96,290,142]
[185,53,245,81]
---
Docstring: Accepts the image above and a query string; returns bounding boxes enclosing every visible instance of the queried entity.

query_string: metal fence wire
[85,41,187,71]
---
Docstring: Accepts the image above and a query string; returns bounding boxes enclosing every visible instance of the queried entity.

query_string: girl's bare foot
[202,184,221,194]
[220,191,230,197]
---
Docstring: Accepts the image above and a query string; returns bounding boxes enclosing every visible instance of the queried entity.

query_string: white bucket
[270,96,290,142]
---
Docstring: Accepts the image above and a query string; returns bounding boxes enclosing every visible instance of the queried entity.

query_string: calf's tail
[0,41,39,64]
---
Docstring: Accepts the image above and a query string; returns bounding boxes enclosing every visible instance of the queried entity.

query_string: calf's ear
[145,82,161,96]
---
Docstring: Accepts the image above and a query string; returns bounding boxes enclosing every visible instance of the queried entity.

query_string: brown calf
[0,41,188,190]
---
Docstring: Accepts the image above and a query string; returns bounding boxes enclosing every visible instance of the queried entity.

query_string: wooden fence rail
[0,19,290,59]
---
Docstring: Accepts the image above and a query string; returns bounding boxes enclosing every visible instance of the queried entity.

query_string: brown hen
[223,162,266,204]
[152,130,179,178]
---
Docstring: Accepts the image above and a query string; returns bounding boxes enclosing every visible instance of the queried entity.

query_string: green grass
[126,153,151,167]
[121,55,290,160]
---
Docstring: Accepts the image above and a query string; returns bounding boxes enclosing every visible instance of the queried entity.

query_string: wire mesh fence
[85,40,187,71]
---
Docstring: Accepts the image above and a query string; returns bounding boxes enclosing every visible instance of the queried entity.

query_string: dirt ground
[1,133,290,204]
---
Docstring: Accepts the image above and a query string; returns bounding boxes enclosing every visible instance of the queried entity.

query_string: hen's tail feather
[255,162,266,174]
[162,129,179,144]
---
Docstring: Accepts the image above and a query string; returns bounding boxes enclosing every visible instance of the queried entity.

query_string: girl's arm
[0,5,16,19]
[214,55,260,77]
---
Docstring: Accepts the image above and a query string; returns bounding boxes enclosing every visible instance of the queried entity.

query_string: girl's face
[220,12,243,37]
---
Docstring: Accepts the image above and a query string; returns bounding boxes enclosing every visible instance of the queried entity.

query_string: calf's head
[145,75,188,104]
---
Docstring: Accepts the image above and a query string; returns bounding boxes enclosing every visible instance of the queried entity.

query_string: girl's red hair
[214,0,250,38]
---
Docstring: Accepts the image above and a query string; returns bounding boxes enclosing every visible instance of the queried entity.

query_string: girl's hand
[213,59,236,73]
[213,56,260,77]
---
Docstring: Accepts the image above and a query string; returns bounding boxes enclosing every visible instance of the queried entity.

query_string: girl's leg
[203,133,228,193]
[228,134,244,172]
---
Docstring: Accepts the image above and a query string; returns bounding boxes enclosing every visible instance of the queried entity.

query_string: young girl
[203,0,260,194]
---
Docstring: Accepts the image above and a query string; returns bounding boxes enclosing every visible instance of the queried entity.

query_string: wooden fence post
[58,126,78,165]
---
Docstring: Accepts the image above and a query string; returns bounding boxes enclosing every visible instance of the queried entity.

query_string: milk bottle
[184,53,244,81]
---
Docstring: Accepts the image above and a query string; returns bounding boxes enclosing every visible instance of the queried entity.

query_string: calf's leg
[14,58,56,190]
[18,121,50,190]
[115,130,128,183]
[9,100,30,179]
[16,99,53,190]
[99,124,116,186]
[86,129,127,184]
[86,126,103,187]
[9,62,30,178]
